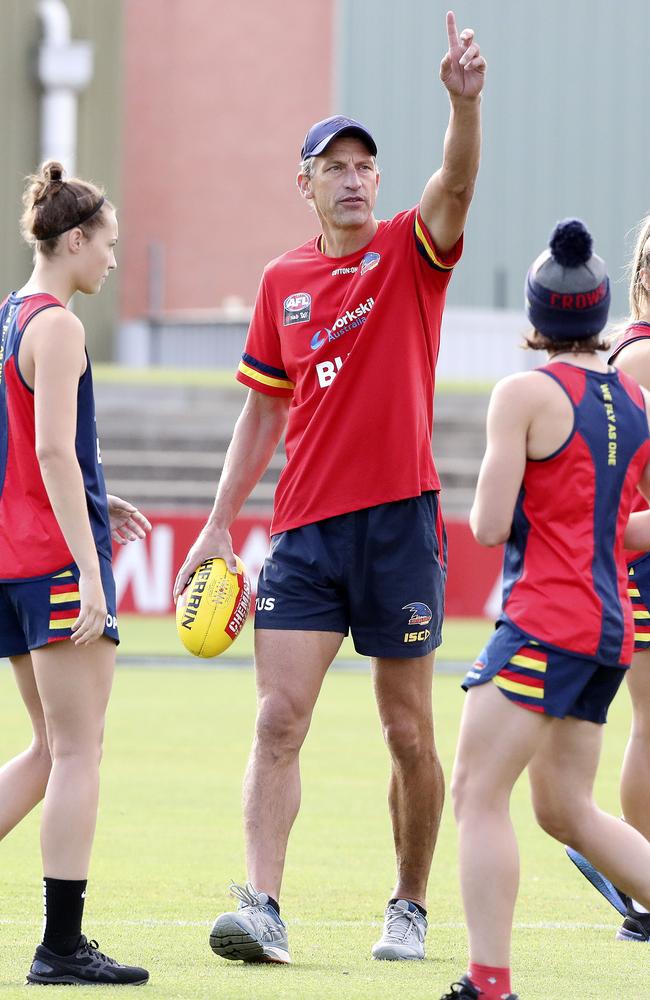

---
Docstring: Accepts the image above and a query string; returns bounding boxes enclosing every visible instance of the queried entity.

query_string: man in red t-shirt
[175,11,486,965]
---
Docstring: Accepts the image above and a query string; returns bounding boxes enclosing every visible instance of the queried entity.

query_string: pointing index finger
[446,10,459,50]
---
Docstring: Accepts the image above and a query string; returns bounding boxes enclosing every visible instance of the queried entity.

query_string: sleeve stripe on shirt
[414,212,455,272]
[238,360,294,392]
[241,352,288,380]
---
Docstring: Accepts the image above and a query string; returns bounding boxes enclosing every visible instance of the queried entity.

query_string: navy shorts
[0,556,119,658]
[628,555,650,651]
[254,492,447,659]
[463,622,626,724]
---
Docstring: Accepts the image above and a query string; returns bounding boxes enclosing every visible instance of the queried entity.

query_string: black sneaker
[26,935,149,985]
[616,912,650,942]
[439,975,519,999]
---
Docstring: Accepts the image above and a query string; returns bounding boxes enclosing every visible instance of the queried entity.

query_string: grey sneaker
[371,899,427,960]
[209,882,291,964]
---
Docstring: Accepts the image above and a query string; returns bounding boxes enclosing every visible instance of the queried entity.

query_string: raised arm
[419,10,486,254]
[173,389,290,597]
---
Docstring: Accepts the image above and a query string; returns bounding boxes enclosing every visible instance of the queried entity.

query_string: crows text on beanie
[525,219,610,339]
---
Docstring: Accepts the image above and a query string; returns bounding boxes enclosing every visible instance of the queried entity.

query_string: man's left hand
[440,11,486,99]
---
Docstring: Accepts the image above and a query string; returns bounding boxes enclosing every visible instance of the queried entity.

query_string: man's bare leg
[372,652,440,908]
[244,629,343,899]
[209,629,343,964]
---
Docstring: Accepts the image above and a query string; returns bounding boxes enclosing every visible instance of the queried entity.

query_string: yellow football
[176,556,251,658]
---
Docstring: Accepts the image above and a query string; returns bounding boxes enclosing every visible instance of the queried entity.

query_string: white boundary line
[0,918,618,931]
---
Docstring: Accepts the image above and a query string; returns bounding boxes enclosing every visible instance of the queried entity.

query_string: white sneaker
[209,882,291,963]
[371,899,427,960]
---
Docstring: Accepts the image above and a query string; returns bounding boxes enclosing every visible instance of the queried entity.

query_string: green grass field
[0,634,644,999]
[118,614,495,662]
[93,363,495,395]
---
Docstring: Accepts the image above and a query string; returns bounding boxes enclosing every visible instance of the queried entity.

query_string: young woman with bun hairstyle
[439,220,650,1000]
[0,161,150,985]
[564,215,650,944]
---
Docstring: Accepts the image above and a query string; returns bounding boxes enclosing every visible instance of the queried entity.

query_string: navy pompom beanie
[525,219,610,340]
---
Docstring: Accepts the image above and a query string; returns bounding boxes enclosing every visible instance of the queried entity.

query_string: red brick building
[120,0,334,320]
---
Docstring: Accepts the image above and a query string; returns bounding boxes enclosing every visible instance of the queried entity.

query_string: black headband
[40,196,105,241]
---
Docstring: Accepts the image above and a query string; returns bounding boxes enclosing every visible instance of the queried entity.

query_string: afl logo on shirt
[360,252,381,275]
[283,292,312,326]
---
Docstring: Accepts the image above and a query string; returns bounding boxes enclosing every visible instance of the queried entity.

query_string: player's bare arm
[419,10,485,254]
[624,511,650,552]
[472,366,581,547]
[470,375,529,546]
[30,310,107,644]
[173,390,290,596]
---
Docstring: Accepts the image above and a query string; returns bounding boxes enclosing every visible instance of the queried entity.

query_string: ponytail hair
[629,213,650,321]
[21,161,111,258]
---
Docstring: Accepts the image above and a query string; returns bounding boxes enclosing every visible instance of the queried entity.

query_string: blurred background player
[174,10,485,965]
[439,220,650,1000]
[566,213,650,942]
[0,161,151,986]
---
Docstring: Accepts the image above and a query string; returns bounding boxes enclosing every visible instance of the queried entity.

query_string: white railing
[117,306,535,381]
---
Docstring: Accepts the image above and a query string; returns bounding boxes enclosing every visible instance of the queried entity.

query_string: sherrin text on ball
[176,556,251,658]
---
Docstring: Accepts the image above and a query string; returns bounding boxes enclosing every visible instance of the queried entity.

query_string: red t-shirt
[236,206,462,534]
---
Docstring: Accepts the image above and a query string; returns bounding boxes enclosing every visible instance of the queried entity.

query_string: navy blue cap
[301,115,377,160]
[525,219,611,340]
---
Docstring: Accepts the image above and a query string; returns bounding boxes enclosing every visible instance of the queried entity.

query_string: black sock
[266,895,281,916]
[389,896,427,918]
[42,877,87,956]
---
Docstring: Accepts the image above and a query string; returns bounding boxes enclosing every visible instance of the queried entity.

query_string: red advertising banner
[113,511,503,619]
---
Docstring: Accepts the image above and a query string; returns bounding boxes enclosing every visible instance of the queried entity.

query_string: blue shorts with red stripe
[0,556,118,657]
[463,622,626,724]
[628,554,650,651]
[254,491,446,659]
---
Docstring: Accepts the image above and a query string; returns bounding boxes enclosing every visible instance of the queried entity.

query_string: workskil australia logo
[309,296,374,352]
[283,292,312,326]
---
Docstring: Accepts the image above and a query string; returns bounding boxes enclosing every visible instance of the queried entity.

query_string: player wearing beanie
[439,220,650,1000]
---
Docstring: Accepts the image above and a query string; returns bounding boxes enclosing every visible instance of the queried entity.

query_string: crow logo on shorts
[402,602,432,626]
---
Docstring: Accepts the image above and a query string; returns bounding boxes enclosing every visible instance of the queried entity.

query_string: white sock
[630,898,650,915]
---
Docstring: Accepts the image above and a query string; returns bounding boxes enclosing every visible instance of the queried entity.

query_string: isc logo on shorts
[256,597,275,612]
[106,613,118,629]
[403,629,431,643]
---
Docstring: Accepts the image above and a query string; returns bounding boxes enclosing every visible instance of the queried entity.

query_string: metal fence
[117,306,539,381]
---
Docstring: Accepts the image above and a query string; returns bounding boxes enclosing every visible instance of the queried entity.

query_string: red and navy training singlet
[236,207,462,534]
[609,321,650,366]
[0,292,112,581]
[609,322,650,564]
[500,362,650,666]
